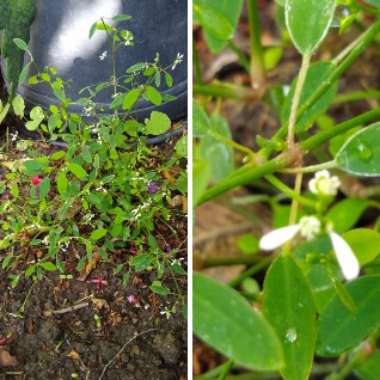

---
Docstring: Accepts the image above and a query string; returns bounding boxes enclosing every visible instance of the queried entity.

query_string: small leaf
[12,95,25,118]
[13,38,29,51]
[193,101,210,137]
[354,350,380,380]
[145,86,162,106]
[193,160,210,207]
[146,111,171,135]
[285,0,336,54]
[336,122,380,176]
[68,163,87,180]
[56,171,68,195]
[194,272,283,370]
[343,229,380,266]
[39,178,51,199]
[123,88,143,110]
[39,262,57,271]
[318,275,380,357]
[25,106,44,131]
[263,255,317,380]
[363,0,380,7]
[281,62,338,132]
[150,281,170,296]
[90,228,107,241]
[327,199,370,233]
[237,234,259,255]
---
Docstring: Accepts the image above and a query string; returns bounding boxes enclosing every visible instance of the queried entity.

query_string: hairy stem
[287,54,311,147]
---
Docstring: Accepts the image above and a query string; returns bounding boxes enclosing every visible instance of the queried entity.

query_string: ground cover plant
[0,11,187,379]
[193,1,380,379]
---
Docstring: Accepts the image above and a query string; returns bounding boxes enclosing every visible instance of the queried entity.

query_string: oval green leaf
[263,255,317,380]
[327,199,370,233]
[194,272,283,370]
[343,229,380,266]
[318,275,380,357]
[285,0,336,54]
[336,122,380,177]
[146,111,171,135]
[281,61,338,132]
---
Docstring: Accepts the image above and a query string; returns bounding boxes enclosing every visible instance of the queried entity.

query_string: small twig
[46,302,90,316]
[98,328,158,380]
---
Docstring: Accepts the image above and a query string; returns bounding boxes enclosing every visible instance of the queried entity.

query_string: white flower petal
[329,232,360,281]
[259,225,301,251]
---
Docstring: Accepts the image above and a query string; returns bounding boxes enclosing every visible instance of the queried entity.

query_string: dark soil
[0,263,187,380]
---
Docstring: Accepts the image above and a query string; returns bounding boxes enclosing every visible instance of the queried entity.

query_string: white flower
[99,50,108,61]
[259,217,360,281]
[309,170,341,197]
[328,230,360,281]
[260,216,321,251]
[171,52,184,70]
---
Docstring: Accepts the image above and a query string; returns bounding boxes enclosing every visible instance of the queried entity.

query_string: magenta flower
[127,295,137,304]
[31,176,42,186]
[148,182,158,194]
[88,276,108,291]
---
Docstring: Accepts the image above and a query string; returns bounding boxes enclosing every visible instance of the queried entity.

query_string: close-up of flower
[308,170,341,197]
[31,176,42,186]
[259,217,360,281]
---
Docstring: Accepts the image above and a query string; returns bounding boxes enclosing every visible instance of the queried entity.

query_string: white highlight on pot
[309,170,341,197]
[48,0,122,71]
[329,231,360,281]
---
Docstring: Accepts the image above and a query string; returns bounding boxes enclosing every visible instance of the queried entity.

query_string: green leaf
[39,178,51,199]
[56,171,68,195]
[194,272,283,370]
[13,38,29,52]
[193,101,210,137]
[194,0,244,53]
[285,0,336,54]
[150,280,170,296]
[363,0,380,7]
[193,160,210,207]
[145,86,162,106]
[237,234,259,255]
[327,199,370,233]
[25,106,44,131]
[200,114,234,181]
[68,163,87,180]
[263,255,317,380]
[112,14,132,22]
[12,95,25,118]
[343,229,380,266]
[146,111,171,135]
[318,275,380,357]
[123,88,143,110]
[336,122,380,176]
[90,228,107,241]
[281,62,338,132]
[39,262,57,271]
[175,135,187,157]
[354,350,380,380]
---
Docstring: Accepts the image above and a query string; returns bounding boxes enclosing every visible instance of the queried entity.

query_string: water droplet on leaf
[285,328,297,343]
[357,143,373,162]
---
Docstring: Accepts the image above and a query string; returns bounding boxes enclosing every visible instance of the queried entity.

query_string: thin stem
[247,0,266,89]
[202,256,259,269]
[194,82,257,101]
[265,174,315,208]
[217,360,234,380]
[282,160,337,174]
[286,173,303,251]
[287,54,311,147]
[199,108,380,205]
[193,44,203,84]
[333,89,380,105]
[229,256,272,288]
[210,131,255,161]
[228,41,251,72]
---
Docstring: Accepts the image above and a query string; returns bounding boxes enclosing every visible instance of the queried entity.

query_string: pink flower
[88,276,108,291]
[31,176,42,186]
[127,295,137,304]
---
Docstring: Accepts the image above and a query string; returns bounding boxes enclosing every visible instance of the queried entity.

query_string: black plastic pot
[16,0,187,121]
